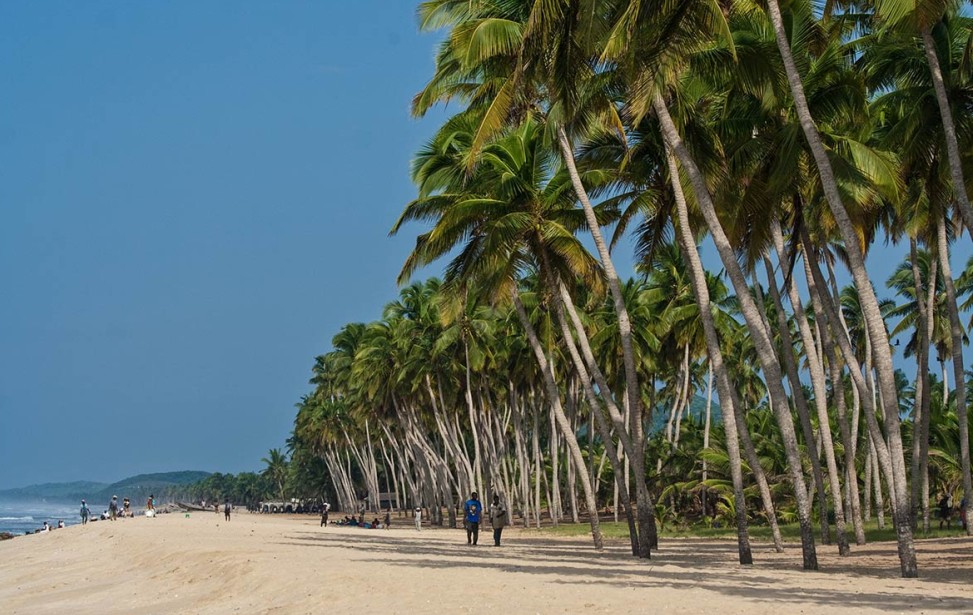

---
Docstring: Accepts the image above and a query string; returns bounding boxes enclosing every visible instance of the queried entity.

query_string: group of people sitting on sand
[29,519,66,534]
[331,515,389,529]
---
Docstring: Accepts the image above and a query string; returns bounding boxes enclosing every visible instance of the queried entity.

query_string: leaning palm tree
[755,0,917,576]
[602,1,822,570]
[871,0,973,232]
[412,2,658,556]
[392,115,609,548]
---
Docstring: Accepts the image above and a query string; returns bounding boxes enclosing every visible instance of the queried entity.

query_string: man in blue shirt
[464,491,483,545]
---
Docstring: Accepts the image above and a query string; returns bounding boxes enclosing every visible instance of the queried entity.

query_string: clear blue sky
[0,1,451,488]
[0,2,968,489]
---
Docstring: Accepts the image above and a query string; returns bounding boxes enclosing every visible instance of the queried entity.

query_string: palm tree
[412,1,658,556]
[392,115,608,548]
[261,448,289,501]
[757,0,917,575]
[872,0,973,232]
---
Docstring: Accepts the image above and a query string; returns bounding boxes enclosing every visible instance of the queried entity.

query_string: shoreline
[1,510,971,614]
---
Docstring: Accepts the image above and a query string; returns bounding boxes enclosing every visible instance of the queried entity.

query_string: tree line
[271,0,973,579]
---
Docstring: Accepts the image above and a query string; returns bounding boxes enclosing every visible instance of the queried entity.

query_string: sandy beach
[0,512,970,614]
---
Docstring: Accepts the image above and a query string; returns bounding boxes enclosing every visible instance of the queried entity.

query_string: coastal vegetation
[221,0,973,579]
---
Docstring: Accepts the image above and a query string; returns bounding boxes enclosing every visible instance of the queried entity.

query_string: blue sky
[0,2,968,489]
[0,1,451,487]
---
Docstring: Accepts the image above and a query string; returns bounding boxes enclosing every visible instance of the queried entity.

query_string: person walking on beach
[321,502,330,527]
[384,507,391,530]
[80,500,90,526]
[108,496,118,521]
[464,492,482,546]
[224,500,231,521]
[414,506,422,531]
[488,494,507,547]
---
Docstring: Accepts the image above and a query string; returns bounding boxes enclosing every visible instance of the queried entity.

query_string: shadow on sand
[277,529,973,612]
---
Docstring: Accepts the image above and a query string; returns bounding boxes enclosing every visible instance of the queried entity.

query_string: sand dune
[0,512,970,614]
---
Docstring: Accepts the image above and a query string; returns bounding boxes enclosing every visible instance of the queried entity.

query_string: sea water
[0,501,85,536]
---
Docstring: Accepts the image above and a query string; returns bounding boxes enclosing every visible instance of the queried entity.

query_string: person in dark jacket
[939,494,952,529]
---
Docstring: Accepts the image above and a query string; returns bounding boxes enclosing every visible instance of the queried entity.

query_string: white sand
[1,511,970,614]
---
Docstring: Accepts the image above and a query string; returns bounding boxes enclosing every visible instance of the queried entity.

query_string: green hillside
[0,471,210,503]
[91,471,211,502]
[0,481,108,501]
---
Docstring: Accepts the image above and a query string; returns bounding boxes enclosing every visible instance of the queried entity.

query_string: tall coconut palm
[758,0,917,575]
[413,2,669,556]
[392,115,609,547]
[871,0,973,232]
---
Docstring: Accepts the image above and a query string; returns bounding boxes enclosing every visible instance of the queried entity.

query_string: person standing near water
[463,492,482,546]
[488,494,507,546]
[108,496,118,521]
[80,500,90,525]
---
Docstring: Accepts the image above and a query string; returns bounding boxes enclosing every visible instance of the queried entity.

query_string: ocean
[0,500,87,536]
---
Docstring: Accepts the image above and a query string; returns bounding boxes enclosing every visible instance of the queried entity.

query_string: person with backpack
[488,494,507,546]
[79,500,90,525]
[463,492,482,546]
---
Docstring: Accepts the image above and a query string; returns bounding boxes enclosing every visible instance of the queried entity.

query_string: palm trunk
[702,360,713,519]
[667,150,753,564]
[936,215,973,535]
[764,0,915,575]
[557,284,656,556]
[511,288,603,548]
[864,441,873,521]
[921,27,973,232]
[920,257,937,533]
[656,94,815,569]
[760,255,838,549]
[557,125,656,553]
[871,435,886,530]
[556,125,643,452]
[553,296,642,554]
[908,239,932,531]
[463,338,484,496]
[801,237,901,518]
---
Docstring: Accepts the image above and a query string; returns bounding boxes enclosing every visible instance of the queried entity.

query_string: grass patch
[528,518,969,543]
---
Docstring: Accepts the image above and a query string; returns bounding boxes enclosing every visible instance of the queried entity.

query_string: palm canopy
[392,114,608,303]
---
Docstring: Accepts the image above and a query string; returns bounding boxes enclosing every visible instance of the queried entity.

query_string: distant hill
[0,481,109,501]
[90,471,211,503]
[0,471,210,503]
